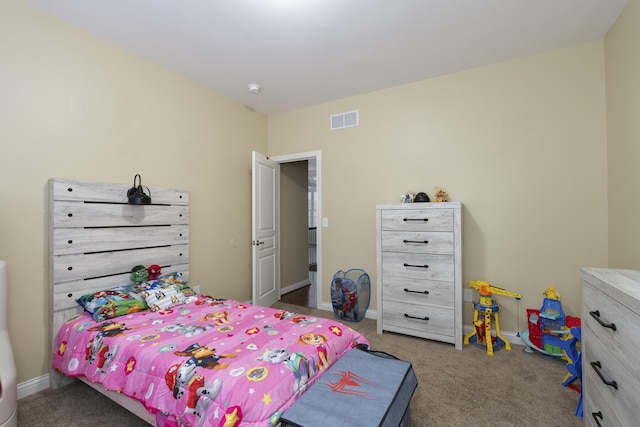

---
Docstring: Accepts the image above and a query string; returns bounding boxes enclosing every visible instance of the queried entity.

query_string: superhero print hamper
[330,269,370,322]
[280,348,418,427]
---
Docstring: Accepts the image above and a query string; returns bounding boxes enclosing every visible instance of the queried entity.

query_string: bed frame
[48,178,190,424]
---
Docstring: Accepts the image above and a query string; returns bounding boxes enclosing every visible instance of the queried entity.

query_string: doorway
[272,151,321,309]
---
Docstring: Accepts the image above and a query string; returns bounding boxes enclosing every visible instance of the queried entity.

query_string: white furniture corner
[0,261,17,427]
[581,268,640,427]
[376,202,462,349]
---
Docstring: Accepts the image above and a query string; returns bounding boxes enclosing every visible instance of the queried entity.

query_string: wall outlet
[464,289,473,302]
[193,285,201,294]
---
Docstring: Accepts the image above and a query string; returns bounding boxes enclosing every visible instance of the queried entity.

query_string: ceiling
[25,0,627,115]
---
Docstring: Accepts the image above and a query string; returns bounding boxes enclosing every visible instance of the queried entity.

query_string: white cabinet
[376,203,462,349]
[581,268,640,427]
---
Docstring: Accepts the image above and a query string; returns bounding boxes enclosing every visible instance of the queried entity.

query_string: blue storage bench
[280,349,417,427]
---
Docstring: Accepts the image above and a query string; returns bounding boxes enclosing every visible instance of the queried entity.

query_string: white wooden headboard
[48,178,189,390]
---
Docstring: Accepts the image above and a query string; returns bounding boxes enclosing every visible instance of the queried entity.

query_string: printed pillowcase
[141,272,197,312]
[152,271,196,298]
[142,284,187,312]
[77,284,148,322]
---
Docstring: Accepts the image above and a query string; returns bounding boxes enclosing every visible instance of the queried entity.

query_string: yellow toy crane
[463,280,523,355]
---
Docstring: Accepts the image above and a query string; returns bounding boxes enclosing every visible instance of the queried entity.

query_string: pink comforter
[52,295,369,426]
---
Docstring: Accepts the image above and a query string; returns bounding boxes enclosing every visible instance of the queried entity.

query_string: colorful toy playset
[465,281,583,417]
[521,286,583,418]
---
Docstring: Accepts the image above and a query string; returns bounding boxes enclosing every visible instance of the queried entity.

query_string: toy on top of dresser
[433,187,449,203]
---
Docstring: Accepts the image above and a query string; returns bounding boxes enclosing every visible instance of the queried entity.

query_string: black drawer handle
[403,218,428,222]
[589,310,617,331]
[590,361,618,390]
[403,263,429,269]
[592,411,603,427]
[404,288,429,295]
[404,313,429,321]
[403,239,429,244]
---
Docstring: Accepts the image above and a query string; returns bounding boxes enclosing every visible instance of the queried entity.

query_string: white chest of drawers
[376,203,462,349]
[581,268,640,427]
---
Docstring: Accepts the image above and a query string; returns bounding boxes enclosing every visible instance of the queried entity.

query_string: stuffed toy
[434,188,449,203]
[130,265,149,284]
[147,264,162,280]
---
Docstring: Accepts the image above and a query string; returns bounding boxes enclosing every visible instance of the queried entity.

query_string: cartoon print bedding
[52,295,369,427]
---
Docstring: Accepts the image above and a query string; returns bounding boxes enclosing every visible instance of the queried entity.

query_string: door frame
[271,150,322,309]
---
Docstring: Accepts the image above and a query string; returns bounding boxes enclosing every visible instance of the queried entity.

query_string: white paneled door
[251,151,280,307]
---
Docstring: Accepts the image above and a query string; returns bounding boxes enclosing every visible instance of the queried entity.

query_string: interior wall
[280,161,311,290]
[605,0,640,269]
[0,0,267,384]
[268,41,609,333]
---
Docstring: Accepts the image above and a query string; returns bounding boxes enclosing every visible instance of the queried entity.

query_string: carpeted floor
[18,302,582,426]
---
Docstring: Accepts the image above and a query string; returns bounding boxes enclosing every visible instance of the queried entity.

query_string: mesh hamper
[330,269,370,322]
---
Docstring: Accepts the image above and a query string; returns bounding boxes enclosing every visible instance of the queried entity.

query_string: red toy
[147,264,162,280]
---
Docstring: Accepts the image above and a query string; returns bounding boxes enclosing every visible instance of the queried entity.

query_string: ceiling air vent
[330,110,359,130]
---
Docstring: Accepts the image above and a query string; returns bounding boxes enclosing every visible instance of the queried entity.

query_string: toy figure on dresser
[400,192,415,203]
[433,188,449,202]
[413,192,430,202]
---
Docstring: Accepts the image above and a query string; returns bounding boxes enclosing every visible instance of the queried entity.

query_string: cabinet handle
[403,263,429,269]
[592,411,603,427]
[404,288,429,295]
[403,239,429,244]
[589,310,617,331]
[404,313,429,321]
[403,218,429,222]
[590,361,618,390]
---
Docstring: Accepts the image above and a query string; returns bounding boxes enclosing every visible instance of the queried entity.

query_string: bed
[49,178,369,427]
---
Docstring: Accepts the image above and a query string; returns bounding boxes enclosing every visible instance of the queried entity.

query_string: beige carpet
[18,302,582,426]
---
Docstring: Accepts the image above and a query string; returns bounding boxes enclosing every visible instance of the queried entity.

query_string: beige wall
[280,161,310,288]
[0,0,267,383]
[605,0,640,268]
[3,0,633,388]
[268,41,609,332]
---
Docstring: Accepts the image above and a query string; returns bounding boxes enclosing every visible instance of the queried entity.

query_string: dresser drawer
[382,300,454,337]
[583,388,623,427]
[382,276,454,308]
[583,328,640,427]
[380,209,454,232]
[382,252,453,282]
[381,231,454,254]
[582,282,640,379]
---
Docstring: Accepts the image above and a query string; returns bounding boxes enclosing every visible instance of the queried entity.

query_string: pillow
[77,284,148,322]
[148,271,197,298]
[142,284,187,312]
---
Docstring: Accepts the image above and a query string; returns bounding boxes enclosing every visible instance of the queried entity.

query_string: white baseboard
[280,280,311,295]
[317,302,525,346]
[463,324,526,347]
[318,301,378,320]
[17,374,49,400]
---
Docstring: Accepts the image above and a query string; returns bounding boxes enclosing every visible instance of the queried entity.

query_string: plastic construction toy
[463,280,523,356]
